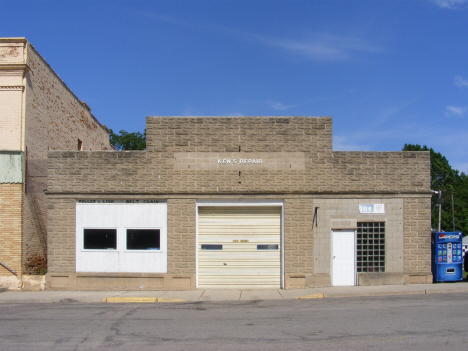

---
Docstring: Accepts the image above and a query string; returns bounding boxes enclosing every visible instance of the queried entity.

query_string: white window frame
[76,201,167,273]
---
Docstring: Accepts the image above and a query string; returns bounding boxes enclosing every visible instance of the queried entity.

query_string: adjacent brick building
[46,116,432,291]
[0,38,112,290]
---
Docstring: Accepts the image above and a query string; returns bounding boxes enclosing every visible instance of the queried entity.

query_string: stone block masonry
[48,117,430,196]
[46,116,432,290]
[404,197,432,283]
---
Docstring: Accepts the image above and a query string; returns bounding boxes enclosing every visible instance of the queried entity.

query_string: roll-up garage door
[198,206,281,289]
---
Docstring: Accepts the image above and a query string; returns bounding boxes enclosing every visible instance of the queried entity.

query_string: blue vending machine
[432,232,463,282]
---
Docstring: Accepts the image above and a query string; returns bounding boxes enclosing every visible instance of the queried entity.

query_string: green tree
[109,129,146,150]
[403,144,467,234]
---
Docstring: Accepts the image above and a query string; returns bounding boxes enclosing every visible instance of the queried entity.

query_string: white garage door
[198,206,281,289]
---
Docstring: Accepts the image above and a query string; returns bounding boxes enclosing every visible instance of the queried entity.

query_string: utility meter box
[431,232,463,283]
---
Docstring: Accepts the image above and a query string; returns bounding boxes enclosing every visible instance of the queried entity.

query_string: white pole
[438,190,442,232]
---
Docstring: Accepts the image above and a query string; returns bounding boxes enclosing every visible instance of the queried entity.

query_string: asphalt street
[1,292,467,351]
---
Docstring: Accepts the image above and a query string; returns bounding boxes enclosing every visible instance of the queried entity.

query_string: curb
[103,297,186,303]
[296,293,324,299]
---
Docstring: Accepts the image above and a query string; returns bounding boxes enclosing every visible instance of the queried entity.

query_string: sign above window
[359,204,385,214]
[77,199,166,204]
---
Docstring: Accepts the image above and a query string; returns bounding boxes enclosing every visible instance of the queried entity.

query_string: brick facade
[0,184,22,276]
[0,38,112,289]
[47,116,432,290]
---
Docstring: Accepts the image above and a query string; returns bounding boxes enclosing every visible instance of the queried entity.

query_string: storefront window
[126,229,160,250]
[83,229,117,250]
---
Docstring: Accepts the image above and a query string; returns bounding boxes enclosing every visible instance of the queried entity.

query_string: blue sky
[2,0,468,172]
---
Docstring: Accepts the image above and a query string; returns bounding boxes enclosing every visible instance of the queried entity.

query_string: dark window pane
[127,229,160,250]
[257,244,279,250]
[84,229,116,250]
[201,244,222,250]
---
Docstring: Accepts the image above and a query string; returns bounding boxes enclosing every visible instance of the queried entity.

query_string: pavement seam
[198,290,206,301]
[276,289,284,298]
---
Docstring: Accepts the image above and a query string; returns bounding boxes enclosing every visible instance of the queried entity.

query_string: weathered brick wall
[48,117,430,195]
[0,184,23,275]
[21,42,112,273]
[167,199,196,274]
[403,197,432,278]
[46,198,76,273]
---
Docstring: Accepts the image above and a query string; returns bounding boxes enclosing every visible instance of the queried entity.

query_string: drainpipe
[0,259,17,276]
[431,190,442,232]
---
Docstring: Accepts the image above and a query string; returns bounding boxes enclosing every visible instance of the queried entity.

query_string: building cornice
[0,38,27,44]
[0,64,29,73]
[0,85,24,91]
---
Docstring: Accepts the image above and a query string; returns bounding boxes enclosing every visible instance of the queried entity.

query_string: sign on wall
[359,204,385,214]
[174,152,305,170]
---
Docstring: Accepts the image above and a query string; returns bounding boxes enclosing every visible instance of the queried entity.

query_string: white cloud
[260,33,384,62]
[454,76,468,87]
[333,135,375,151]
[432,0,468,9]
[264,100,300,111]
[445,105,467,116]
[140,11,383,63]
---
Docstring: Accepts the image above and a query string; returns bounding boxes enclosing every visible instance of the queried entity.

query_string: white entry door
[332,230,356,286]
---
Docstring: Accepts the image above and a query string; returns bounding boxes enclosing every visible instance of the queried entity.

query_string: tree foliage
[109,129,146,150]
[403,144,468,234]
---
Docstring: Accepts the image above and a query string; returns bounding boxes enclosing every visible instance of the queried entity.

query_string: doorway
[332,230,356,286]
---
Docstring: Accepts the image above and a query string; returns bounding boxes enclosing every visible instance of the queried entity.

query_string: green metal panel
[0,151,24,183]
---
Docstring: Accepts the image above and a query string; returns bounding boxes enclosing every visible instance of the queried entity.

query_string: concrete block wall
[146,116,333,153]
[46,198,76,274]
[284,198,314,288]
[282,197,408,287]
[46,197,198,290]
[46,117,431,289]
[47,117,430,195]
[167,199,196,275]
[403,197,432,283]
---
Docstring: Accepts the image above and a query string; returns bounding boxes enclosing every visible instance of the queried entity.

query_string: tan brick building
[46,116,432,291]
[0,38,112,290]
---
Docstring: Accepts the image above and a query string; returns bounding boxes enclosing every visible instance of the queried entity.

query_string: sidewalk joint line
[198,290,206,301]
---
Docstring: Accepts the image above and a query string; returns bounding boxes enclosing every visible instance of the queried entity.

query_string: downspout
[0,260,18,276]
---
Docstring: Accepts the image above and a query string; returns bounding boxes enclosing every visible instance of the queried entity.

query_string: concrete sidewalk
[1,282,468,303]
